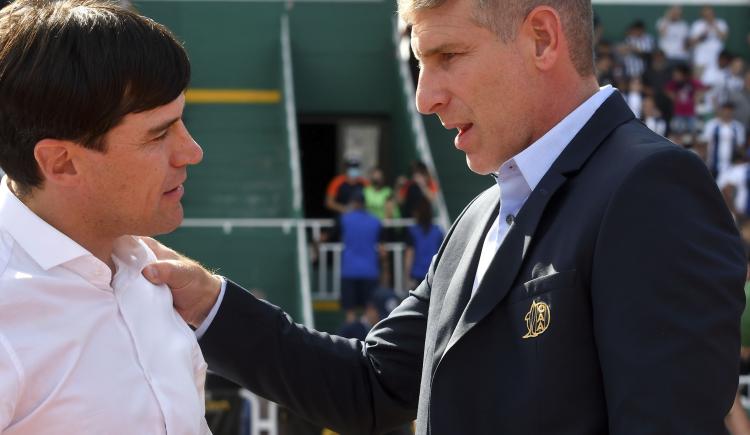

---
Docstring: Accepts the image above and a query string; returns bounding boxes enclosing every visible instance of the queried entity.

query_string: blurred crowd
[596,6,750,195]
[322,158,444,326]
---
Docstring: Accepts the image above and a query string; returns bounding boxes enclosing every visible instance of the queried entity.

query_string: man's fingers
[142,259,193,289]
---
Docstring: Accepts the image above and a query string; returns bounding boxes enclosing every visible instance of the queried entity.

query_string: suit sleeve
[198,270,432,434]
[591,147,746,434]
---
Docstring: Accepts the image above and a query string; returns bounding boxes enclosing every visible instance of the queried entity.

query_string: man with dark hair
[0,1,208,433]
[145,0,744,433]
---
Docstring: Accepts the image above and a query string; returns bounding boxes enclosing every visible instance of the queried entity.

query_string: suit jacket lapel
[440,91,636,356]
[431,190,499,373]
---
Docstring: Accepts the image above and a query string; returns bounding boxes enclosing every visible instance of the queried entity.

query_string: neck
[13,182,116,272]
[529,75,600,145]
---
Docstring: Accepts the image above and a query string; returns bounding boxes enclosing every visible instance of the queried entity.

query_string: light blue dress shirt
[472,85,615,293]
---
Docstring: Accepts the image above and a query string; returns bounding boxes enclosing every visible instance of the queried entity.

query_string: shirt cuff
[194,277,227,339]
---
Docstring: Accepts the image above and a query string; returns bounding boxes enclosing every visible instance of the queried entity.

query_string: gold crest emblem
[523,300,550,339]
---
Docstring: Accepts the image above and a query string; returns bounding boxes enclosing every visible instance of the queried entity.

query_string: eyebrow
[414,43,465,61]
[146,116,181,137]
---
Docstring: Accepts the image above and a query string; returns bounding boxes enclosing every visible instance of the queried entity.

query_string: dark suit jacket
[200,93,746,434]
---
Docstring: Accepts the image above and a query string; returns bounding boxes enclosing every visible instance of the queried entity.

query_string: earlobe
[34,139,79,186]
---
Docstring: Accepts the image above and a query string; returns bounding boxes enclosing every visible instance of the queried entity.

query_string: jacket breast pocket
[509,269,579,304]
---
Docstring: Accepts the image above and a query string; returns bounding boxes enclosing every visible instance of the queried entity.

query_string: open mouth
[164,185,184,196]
[458,123,473,136]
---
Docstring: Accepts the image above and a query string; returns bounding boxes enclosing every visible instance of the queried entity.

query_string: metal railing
[180,218,427,301]
[316,242,407,300]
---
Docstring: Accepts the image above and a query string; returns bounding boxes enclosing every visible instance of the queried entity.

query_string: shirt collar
[112,235,157,275]
[0,176,91,271]
[0,176,153,276]
[502,85,616,192]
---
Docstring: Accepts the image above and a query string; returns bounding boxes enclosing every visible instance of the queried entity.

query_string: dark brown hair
[0,0,190,190]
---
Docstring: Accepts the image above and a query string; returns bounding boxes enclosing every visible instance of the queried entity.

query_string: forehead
[409,0,483,52]
[120,94,185,129]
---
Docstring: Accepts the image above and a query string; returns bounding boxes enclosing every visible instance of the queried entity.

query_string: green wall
[595,4,750,58]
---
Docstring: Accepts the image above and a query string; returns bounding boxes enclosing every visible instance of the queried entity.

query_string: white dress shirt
[472,86,616,292]
[0,177,211,435]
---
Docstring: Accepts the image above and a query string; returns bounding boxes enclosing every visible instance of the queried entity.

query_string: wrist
[192,275,222,327]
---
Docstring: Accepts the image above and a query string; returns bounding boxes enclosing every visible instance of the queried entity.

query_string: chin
[145,211,184,237]
[465,155,495,176]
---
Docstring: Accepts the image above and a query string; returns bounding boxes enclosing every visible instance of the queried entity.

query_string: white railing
[281,12,314,331]
[179,218,426,301]
[316,242,407,300]
[239,389,278,435]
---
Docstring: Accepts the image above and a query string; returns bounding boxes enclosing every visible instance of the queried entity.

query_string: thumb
[142,259,191,289]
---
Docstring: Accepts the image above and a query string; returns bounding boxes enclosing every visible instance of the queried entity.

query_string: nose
[171,121,203,167]
[415,67,448,115]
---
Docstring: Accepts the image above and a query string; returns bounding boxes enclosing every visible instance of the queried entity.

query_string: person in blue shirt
[339,192,383,323]
[404,199,444,290]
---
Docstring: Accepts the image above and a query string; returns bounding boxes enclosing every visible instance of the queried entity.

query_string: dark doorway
[299,122,338,218]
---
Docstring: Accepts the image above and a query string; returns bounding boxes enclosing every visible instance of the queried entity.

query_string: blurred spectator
[642,96,667,137]
[690,6,729,79]
[397,161,438,218]
[730,70,750,130]
[337,288,412,435]
[702,50,736,111]
[703,102,747,178]
[404,199,444,290]
[666,64,705,135]
[643,50,674,122]
[593,12,604,47]
[657,6,690,64]
[727,57,747,98]
[338,288,401,341]
[364,168,398,220]
[626,77,644,118]
[325,158,368,215]
[717,154,750,220]
[595,55,617,87]
[621,20,655,78]
[339,192,382,323]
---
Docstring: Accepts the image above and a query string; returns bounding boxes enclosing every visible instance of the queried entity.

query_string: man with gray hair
[145,0,745,433]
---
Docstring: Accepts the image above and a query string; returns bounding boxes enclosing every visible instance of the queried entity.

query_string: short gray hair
[399,0,594,77]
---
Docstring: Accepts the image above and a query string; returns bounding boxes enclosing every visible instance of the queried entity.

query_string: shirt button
[506,214,515,225]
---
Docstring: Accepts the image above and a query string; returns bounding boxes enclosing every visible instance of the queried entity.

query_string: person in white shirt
[690,6,729,79]
[656,6,690,63]
[0,1,210,434]
[642,96,667,137]
[621,20,654,79]
[717,159,750,220]
[703,102,747,178]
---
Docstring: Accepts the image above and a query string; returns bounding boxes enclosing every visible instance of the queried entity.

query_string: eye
[442,52,457,62]
[152,130,169,142]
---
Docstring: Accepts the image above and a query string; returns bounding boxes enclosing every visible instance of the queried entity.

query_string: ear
[522,6,562,72]
[33,139,79,186]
